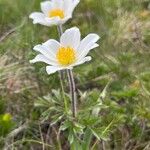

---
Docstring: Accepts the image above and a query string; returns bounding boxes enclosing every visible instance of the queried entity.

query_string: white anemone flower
[30,27,100,74]
[29,0,80,26]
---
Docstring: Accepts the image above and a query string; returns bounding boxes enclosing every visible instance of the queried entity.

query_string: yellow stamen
[56,47,76,66]
[48,9,64,19]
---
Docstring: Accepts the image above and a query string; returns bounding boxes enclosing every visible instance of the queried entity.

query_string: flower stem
[59,73,68,113]
[57,24,63,37]
[57,25,64,80]
[57,25,68,113]
[67,69,77,118]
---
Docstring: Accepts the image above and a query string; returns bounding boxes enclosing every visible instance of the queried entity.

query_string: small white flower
[29,0,80,26]
[30,27,100,74]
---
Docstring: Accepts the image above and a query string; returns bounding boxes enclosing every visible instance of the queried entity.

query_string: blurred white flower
[30,27,100,74]
[29,0,80,26]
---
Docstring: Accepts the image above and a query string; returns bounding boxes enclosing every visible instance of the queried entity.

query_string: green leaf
[111,88,139,99]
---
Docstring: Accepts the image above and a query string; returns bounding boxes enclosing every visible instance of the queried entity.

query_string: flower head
[30,27,100,74]
[29,0,80,26]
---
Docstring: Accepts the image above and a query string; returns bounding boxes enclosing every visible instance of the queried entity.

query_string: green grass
[0,0,150,149]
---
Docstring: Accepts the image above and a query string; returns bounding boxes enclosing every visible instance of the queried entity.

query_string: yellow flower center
[48,9,65,19]
[56,47,76,66]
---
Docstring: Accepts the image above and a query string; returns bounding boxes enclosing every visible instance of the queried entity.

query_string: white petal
[73,0,80,9]
[78,34,100,52]
[45,17,62,25]
[77,34,100,59]
[42,39,60,55]
[64,0,80,15]
[60,27,80,50]
[90,43,99,49]
[46,66,63,74]
[33,45,56,62]
[30,54,56,66]
[51,0,63,9]
[29,12,45,21]
[72,0,80,13]
[29,12,50,26]
[63,0,72,14]
[73,56,92,67]
[41,1,53,15]
[59,16,72,24]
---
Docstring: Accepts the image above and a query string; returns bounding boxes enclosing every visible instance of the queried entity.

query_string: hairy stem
[57,24,64,80]
[57,24,63,37]
[67,69,77,118]
[60,74,68,113]
[57,25,68,113]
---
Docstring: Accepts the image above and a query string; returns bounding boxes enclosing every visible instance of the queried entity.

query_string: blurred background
[0,0,150,149]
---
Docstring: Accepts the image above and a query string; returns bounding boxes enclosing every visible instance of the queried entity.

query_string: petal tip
[29,13,33,19]
[29,59,35,64]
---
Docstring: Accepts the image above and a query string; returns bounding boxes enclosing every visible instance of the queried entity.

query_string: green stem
[57,24,63,37]
[57,25,68,113]
[57,24,64,80]
[67,69,77,118]
[59,74,68,113]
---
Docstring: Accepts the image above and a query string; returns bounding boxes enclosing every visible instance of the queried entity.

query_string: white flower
[29,0,80,26]
[30,27,100,74]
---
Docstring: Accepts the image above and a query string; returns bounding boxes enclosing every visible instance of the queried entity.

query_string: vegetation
[0,0,150,149]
